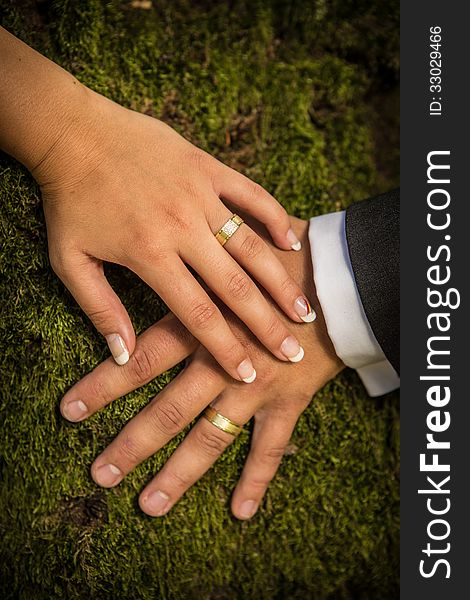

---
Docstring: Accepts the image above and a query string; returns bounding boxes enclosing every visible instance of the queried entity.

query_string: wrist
[30,82,121,195]
[0,28,102,181]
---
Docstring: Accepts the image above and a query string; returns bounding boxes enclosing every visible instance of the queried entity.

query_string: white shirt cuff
[308,211,399,397]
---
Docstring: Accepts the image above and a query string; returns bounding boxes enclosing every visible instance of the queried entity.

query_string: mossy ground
[0,1,399,598]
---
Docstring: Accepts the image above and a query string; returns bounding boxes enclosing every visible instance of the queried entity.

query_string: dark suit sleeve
[345,189,400,374]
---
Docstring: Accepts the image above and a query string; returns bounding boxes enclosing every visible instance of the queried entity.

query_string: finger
[212,211,316,324]
[183,232,305,363]
[135,256,257,383]
[91,351,226,488]
[214,163,301,251]
[53,253,135,365]
[139,391,256,517]
[60,313,197,422]
[230,410,298,520]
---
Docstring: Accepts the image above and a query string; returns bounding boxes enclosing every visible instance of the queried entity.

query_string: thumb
[57,254,136,365]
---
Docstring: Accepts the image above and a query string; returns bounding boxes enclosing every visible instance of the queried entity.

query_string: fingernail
[239,499,258,519]
[294,296,317,323]
[62,399,88,422]
[287,228,301,251]
[144,490,170,516]
[280,336,304,362]
[237,359,257,383]
[94,463,122,487]
[106,333,129,365]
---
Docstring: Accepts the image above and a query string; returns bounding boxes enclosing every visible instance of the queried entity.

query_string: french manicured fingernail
[237,359,257,383]
[62,400,88,422]
[281,336,304,362]
[239,499,258,519]
[144,490,170,516]
[294,296,317,323]
[105,333,129,365]
[95,463,122,487]
[287,228,301,251]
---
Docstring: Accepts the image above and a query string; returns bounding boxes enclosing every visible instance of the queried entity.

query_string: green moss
[0,1,399,598]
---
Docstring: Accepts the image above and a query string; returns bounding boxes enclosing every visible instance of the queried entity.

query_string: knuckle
[167,468,193,490]
[149,401,186,436]
[277,275,298,298]
[226,271,252,302]
[133,232,170,265]
[239,232,265,261]
[218,341,245,366]
[163,204,192,233]
[86,377,110,407]
[261,445,286,463]
[195,426,229,458]
[126,345,159,384]
[87,306,114,331]
[248,181,267,202]
[117,434,144,463]
[144,245,172,265]
[166,316,196,348]
[179,177,202,204]
[271,205,289,226]
[187,147,208,173]
[187,301,218,330]
[249,474,273,489]
[263,313,283,341]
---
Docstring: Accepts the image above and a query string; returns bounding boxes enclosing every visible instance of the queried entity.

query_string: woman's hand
[0,27,315,381]
[39,88,317,381]
[61,218,343,519]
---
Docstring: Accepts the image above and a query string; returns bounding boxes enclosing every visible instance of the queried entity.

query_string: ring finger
[138,391,258,517]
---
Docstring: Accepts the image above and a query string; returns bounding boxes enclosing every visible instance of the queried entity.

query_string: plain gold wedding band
[215,214,244,246]
[203,406,243,436]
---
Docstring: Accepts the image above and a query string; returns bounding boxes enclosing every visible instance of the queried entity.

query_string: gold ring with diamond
[215,214,244,246]
[203,406,243,436]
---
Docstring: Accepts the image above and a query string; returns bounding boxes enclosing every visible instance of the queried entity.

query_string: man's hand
[60,217,343,519]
